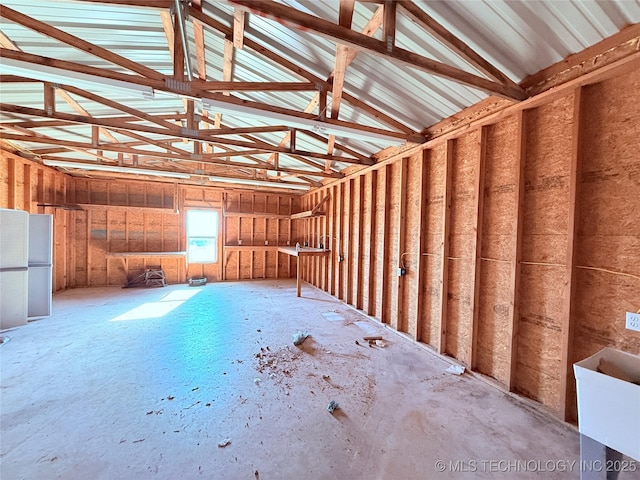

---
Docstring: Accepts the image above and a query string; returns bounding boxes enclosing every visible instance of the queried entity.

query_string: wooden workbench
[277,246,330,297]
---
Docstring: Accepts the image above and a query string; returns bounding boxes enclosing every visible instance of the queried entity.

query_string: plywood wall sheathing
[420,143,446,347]
[516,94,573,413]
[446,130,480,364]
[298,64,639,419]
[570,69,640,416]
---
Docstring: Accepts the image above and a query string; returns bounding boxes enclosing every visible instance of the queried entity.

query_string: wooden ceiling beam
[55,88,121,146]
[58,84,183,132]
[190,5,415,134]
[399,1,518,89]
[200,81,319,92]
[0,104,368,165]
[1,124,118,164]
[202,93,422,143]
[230,0,526,100]
[327,0,356,164]
[383,1,397,50]
[0,5,162,80]
[233,8,246,50]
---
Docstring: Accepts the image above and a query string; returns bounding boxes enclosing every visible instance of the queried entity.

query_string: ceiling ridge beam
[230,0,526,100]
[0,5,163,80]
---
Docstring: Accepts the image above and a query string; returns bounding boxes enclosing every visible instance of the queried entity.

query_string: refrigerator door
[28,214,53,318]
[0,208,29,269]
[28,265,52,318]
[28,214,53,265]
[0,268,28,329]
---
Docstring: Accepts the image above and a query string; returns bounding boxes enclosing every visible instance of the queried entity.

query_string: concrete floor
[0,279,622,479]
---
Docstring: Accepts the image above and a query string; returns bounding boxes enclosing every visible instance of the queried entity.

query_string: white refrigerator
[0,209,53,329]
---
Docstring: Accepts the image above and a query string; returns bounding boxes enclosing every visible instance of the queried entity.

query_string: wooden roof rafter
[229,0,527,100]
[0,5,162,80]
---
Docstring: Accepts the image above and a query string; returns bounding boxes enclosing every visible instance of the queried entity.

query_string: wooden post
[37,168,45,213]
[470,127,487,369]
[559,87,583,422]
[438,140,454,354]
[345,179,354,305]
[329,185,337,295]
[296,255,302,297]
[23,163,32,212]
[506,110,527,391]
[336,181,345,300]
[86,209,91,287]
[356,176,365,310]
[7,156,16,209]
[367,170,378,316]
[380,165,392,324]
[396,157,408,331]
[414,151,429,341]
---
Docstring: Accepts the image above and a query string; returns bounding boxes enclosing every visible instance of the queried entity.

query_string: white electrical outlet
[626,312,640,332]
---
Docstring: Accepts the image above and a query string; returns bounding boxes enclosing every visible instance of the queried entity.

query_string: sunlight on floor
[111,289,201,321]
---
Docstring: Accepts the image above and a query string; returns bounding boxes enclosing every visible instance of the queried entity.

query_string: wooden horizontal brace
[0,103,370,165]
[230,0,526,100]
[199,81,319,91]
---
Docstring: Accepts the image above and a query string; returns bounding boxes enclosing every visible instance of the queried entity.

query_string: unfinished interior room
[1,1,639,478]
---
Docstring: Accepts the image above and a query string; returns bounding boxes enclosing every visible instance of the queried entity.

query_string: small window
[186,210,219,263]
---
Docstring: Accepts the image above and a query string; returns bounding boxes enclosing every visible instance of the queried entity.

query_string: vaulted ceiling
[1,0,639,191]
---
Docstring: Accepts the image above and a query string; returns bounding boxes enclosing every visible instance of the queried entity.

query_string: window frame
[185,209,220,264]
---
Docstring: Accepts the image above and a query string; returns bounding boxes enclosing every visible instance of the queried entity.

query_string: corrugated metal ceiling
[1,0,639,189]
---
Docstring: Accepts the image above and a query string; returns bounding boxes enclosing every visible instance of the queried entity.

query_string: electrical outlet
[626,312,640,332]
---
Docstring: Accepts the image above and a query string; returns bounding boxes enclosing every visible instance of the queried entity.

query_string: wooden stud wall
[1,157,299,289]
[300,65,640,421]
[222,191,299,282]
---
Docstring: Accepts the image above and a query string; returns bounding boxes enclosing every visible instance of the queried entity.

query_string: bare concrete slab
[0,280,627,479]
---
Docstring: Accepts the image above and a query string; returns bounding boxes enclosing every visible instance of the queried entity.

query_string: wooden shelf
[223,245,281,251]
[290,210,326,220]
[290,193,330,220]
[78,204,178,214]
[106,251,186,258]
[224,212,290,219]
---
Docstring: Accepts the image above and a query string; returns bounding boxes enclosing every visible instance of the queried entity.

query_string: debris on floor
[445,364,465,375]
[292,331,310,346]
[363,336,382,341]
[254,378,261,385]
[217,438,231,448]
[374,340,387,348]
[326,400,339,413]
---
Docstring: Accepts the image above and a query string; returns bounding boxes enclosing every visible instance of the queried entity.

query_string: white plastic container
[574,347,640,460]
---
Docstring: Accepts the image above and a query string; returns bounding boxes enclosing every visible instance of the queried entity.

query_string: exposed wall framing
[300,65,640,421]
[1,155,299,288]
